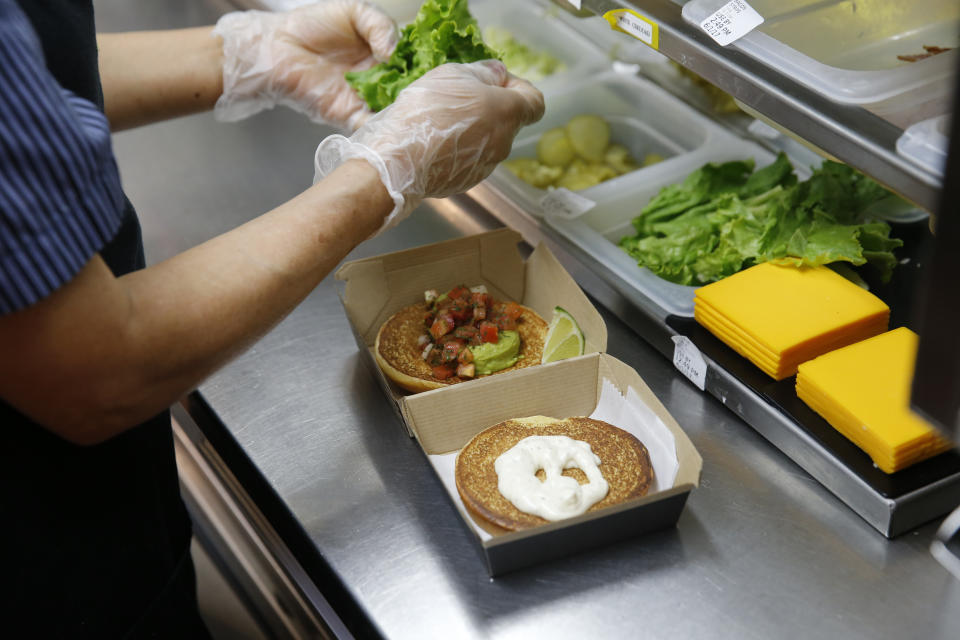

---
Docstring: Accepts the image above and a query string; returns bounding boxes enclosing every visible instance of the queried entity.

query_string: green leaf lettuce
[345,0,499,112]
[619,153,903,286]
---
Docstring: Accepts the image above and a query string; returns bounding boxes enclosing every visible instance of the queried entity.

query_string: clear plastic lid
[681,0,959,107]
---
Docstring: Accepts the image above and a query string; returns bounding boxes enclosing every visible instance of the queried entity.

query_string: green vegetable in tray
[483,26,566,82]
[618,153,903,286]
[505,113,662,191]
[345,0,499,112]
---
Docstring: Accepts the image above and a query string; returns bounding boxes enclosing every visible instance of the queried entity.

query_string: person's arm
[97,28,223,131]
[97,2,399,132]
[0,57,541,446]
[0,160,391,445]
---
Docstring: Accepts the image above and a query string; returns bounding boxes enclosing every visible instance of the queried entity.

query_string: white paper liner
[428,378,679,541]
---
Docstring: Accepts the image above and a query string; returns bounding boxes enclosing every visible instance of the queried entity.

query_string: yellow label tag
[603,9,659,50]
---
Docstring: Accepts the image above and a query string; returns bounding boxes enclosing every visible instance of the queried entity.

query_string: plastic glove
[313,60,544,236]
[213,0,398,131]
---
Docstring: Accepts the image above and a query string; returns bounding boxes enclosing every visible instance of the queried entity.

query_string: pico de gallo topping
[420,284,524,379]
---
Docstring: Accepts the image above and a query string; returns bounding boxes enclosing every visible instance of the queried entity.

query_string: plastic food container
[680,0,960,127]
[486,69,740,219]
[470,0,610,93]
[897,114,952,178]
[543,138,807,318]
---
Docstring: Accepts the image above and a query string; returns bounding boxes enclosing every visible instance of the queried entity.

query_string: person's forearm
[97,28,223,130]
[0,160,392,444]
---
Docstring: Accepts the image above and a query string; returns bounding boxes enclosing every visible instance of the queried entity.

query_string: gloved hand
[313,60,544,236]
[213,0,398,131]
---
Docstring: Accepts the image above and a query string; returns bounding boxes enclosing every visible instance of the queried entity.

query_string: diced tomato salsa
[419,284,524,379]
[431,364,456,379]
[479,321,499,343]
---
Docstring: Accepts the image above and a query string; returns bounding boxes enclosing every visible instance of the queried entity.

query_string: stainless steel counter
[97,1,960,637]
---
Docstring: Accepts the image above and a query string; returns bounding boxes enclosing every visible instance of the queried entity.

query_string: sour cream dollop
[494,435,608,521]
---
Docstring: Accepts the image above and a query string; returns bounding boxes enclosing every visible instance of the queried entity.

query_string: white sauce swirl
[494,435,609,521]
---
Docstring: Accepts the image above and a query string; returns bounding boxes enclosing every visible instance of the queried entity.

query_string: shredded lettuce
[345,0,499,112]
[619,154,903,286]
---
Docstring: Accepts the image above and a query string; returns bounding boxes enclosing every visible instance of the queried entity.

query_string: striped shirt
[0,0,125,315]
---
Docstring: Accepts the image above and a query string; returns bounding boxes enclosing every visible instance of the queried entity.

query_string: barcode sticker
[672,336,707,391]
[699,0,763,46]
[540,188,596,219]
[603,9,660,50]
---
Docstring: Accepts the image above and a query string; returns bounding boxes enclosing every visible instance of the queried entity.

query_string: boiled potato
[566,114,610,164]
[536,128,576,167]
[604,144,638,175]
[505,114,648,191]
[503,158,564,189]
[642,152,665,167]
[556,159,617,191]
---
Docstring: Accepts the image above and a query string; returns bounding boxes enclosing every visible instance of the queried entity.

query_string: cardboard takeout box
[335,229,701,574]
[335,228,608,432]
[403,351,702,575]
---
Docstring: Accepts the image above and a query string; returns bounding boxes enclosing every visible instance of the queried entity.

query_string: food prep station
[97,0,960,637]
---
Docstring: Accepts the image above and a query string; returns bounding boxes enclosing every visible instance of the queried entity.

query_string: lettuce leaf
[619,153,903,286]
[345,0,499,112]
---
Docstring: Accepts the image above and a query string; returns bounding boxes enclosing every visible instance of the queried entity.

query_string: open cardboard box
[335,229,701,574]
[335,228,608,435]
[402,352,702,575]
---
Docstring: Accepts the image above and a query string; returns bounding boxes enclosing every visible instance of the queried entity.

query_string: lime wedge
[541,306,585,364]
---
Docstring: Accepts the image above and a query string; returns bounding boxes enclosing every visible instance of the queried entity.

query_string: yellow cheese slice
[698,299,890,367]
[796,327,953,473]
[695,263,889,356]
[695,307,781,377]
[798,362,944,465]
[695,302,781,361]
[797,386,939,470]
[797,382,900,460]
[696,298,890,380]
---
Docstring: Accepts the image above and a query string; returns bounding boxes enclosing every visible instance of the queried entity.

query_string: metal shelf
[576,0,945,213]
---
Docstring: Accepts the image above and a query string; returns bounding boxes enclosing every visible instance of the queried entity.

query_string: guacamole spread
[469,330,520,375]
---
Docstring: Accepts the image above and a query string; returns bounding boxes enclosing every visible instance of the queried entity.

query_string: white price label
[672,336,707,391]
[699,0,764,46]
[540,188,596,220]
[566,0,582,9]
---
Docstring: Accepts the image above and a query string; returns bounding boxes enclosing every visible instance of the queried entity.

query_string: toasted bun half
[454,416,654,532]
[374,302,547,394]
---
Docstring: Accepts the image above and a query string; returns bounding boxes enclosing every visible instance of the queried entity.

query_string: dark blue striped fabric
[0,0,125,315]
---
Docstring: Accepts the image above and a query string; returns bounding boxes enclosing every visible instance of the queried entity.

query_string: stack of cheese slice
[797,327,953,473]
[694,263,890,380]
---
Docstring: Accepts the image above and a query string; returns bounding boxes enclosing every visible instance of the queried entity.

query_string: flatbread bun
[374,302,547,393]
[455,416,654,532]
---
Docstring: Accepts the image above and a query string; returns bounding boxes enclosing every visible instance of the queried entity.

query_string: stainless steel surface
[932,506,960,581]
[174,406,346,640]
[98,1,960,638]
[580,0,944,212]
